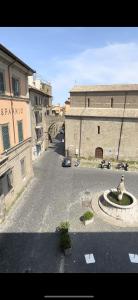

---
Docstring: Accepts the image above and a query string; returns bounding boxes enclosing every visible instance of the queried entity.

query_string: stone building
[52,104,64,116]
[64,98,70,113]
[29,76,52,160]
[0,44,35,218]
[65,84,138,160]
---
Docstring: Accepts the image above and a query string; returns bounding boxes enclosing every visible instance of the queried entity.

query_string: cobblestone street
[0,137,138,272]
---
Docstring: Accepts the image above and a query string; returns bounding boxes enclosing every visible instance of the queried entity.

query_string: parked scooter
[74,159,80,167]
[99,160,111,169]
[117,162,129,171]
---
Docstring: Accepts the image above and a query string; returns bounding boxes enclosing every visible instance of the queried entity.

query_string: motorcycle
[99,160,111,169]
[117,162,128,171]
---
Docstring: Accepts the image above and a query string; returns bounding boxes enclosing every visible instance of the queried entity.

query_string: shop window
[7,169,13,191]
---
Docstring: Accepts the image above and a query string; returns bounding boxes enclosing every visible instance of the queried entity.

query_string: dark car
[62,157,71,167]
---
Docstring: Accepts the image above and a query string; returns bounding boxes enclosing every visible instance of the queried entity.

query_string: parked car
[62,157,71,167]
[60,129,64,134]
[99,160,111,169]
[116,162,129,171]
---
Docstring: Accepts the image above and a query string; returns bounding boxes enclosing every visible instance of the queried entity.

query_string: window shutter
[2,125,10,150]
[0,72,4,93]
[12,78,19,96]
[18,121,23,142]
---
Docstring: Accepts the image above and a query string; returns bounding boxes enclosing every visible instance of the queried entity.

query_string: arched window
[88,98,90,107]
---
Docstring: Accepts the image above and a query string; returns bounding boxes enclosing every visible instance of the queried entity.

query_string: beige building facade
[29,77,52,160]
[0,44,35,220]
[65,84,138,160]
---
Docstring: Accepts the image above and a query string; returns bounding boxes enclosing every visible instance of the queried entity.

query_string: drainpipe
[79,93,87,157]
[8,60,16,144]
[117,91,127,161]
[79,117,82,157]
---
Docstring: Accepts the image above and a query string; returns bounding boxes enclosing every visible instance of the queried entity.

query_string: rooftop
[29,85,52,97]
[70,84,138,92]
[0,44,35,74]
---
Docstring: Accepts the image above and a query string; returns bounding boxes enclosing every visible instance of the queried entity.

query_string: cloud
[51,42,138,104]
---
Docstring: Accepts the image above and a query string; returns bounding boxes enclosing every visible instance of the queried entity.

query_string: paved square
[0,138,138,272]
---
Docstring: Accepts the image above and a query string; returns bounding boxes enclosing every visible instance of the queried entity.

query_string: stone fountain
[117,175,126,200]
[98,175,137,222]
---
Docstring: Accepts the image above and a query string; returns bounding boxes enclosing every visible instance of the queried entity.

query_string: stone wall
[65,116,138,160]
[0,139,33,212]
[70,91,138,108]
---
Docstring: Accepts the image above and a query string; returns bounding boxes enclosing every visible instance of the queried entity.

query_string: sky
[1,27,138,104]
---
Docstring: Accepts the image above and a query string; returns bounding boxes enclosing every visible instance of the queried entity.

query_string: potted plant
[58,221,70,233]
[60,232,72,255]
[82,211,94,225]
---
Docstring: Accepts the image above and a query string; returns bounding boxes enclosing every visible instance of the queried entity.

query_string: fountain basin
[99,188,137,221]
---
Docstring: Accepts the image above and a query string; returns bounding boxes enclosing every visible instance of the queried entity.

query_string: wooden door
[95,147,103,159]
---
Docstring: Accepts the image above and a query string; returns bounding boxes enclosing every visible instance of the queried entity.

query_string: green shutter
[12,77,19,96]
[2,125,10,150]
[0,72,4,93]
[18,121,23,142]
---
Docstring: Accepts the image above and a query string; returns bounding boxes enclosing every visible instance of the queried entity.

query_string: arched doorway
[95,147,103,159]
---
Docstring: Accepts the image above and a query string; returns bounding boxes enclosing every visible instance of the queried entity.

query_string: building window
[12,77,20,96]
[0,176,3,196]
[20,157,26,178]
[98,126,100,134]
[34,96,38,105]
[7,169,13,191]
[111,97,113,108]
[35,111,39,124]
[36,128,42,141]
[0,71,5,94]
[1,124,10,150]
[17,120,23,143]
[47,110,49,116]
[39,113,42,122]
[39,97,42,105]
[88,98,90,107]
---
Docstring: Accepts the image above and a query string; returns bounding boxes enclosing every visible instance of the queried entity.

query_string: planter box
[83,218,94,226]
[64,247,72,256]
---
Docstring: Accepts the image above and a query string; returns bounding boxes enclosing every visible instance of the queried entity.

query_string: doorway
[95,147,103,159]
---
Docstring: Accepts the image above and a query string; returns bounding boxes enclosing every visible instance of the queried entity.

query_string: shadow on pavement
[51,133,65,157]
[0,231,138,273]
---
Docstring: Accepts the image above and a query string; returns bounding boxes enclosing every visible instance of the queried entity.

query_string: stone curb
[91,192,138,228]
